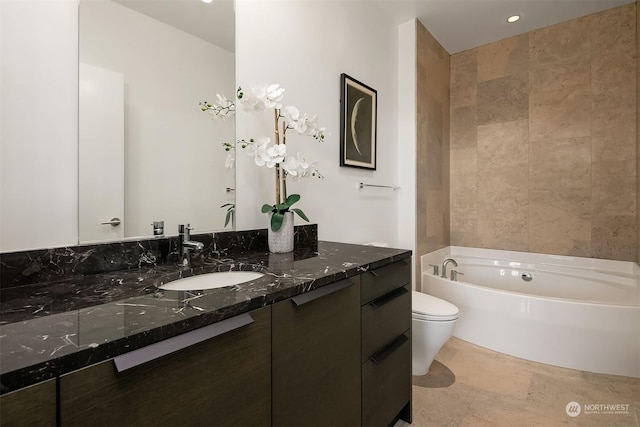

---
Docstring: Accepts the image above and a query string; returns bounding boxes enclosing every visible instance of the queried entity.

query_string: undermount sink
[159,271,264,291]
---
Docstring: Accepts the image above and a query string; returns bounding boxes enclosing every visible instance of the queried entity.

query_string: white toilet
[412,291,459,376]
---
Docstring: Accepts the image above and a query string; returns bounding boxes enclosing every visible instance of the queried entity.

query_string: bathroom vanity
[0,231,411,427]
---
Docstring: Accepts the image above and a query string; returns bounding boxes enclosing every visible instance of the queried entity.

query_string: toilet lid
[412,291,459,321]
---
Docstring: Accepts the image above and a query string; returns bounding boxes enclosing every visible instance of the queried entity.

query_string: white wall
[397,20,418,284]
[235,0,408,248]
[79,0,235,240]
[0,0,78,252]
[1,0,417,254]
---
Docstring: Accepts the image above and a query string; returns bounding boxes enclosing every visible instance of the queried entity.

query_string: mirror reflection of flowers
[199,94,235,119]
[200,84,326,232]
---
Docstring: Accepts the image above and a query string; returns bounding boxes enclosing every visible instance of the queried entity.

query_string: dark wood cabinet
[59,306,271,427]
[362,332,411,427]
[0,378,56,427]
[271,260,412,427]
[272,278,361,427]
[360,260,412,427]
[4,257,413,427]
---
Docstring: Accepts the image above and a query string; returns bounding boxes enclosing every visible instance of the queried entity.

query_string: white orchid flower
[254,136,270,149]
[263,144,285,168]
[296,156,322,180]
[255,146,273,167]
[294,113,310,134]
[237,86,264,112]
[283,155,299,176]
[284,106,313,134]
[237,84,285,111]
[248,138,285,168]
[299,160,323,180]
[203,84,327,212]
[284,105,300,122]
[295,152,309,170]
[264,157,279,168]
[267,143,286,159]
[263,84,285,109]
[305,115,327,141]
[241,96,263,112]
[249,136,271,166]
[283,152,318,180]
[255,153,268,167]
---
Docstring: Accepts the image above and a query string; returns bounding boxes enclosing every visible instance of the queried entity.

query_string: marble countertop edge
[0,242,411,394]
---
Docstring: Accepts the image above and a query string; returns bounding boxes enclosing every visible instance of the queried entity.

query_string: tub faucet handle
[450,270,464,282]
[428,264,439,276]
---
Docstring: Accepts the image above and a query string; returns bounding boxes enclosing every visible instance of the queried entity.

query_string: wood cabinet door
[362,333,411,427]
[272,278,361,427]
[59,306,271,427]
[0,379,56,427]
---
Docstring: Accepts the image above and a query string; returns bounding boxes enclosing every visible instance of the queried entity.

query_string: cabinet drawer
[361,259,411,305]
[361,285,411,362]
[0,379,57,427]
[362,333,411,427]
[60,306,271,427]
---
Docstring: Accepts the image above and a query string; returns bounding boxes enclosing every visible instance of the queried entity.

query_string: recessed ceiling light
[507,15,521,23]
[201,0,213,3]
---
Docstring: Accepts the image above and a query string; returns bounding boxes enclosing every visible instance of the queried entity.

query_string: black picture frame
[340,73,377,170]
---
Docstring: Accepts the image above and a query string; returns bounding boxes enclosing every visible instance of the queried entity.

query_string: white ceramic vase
[268,211,294,253]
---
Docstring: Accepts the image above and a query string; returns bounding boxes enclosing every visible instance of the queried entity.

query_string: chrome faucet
[178,224,204,268]
[450,270,464,282]
[441,258,458,279]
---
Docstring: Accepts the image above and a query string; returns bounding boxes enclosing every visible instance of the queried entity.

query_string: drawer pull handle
[370,287,408,309]
[371,334,408,365]
[113,313,254,372]
[291,279,354,306]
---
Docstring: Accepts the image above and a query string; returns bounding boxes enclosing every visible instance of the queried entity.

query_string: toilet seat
[412,291,459,321]
[413,312,458,322]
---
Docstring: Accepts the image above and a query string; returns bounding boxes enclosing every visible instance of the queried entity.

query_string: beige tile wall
[637,0,640,263]
[416,21,451,280]
[450,4,638,261]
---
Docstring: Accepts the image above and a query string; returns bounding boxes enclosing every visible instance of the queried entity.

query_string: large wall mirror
[78,0,235,243]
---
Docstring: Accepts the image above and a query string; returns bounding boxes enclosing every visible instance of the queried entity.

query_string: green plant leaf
[270,212,284,231]
[261,204,274,213]
[275,203,290,212]
[224,211,232,227]
[291,208,309,222]
[220,203,234,208]
[285,194,300,206]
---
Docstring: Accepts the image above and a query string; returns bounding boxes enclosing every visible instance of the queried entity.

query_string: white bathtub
[421,246,640,378]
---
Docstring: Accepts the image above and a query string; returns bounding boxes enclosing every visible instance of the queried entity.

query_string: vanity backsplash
[0,225,318,289]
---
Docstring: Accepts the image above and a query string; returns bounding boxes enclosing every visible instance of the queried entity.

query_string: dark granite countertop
[0,240,410,394]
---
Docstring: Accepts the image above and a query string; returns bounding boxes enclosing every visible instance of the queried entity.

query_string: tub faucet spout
[441,258,458,279]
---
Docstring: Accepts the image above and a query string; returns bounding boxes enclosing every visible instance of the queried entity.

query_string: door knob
[101,217,121,226]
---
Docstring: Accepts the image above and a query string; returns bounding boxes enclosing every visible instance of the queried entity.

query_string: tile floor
[405,337,640,426]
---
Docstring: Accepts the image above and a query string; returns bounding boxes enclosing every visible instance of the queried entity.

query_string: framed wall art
[340,73,377,170]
